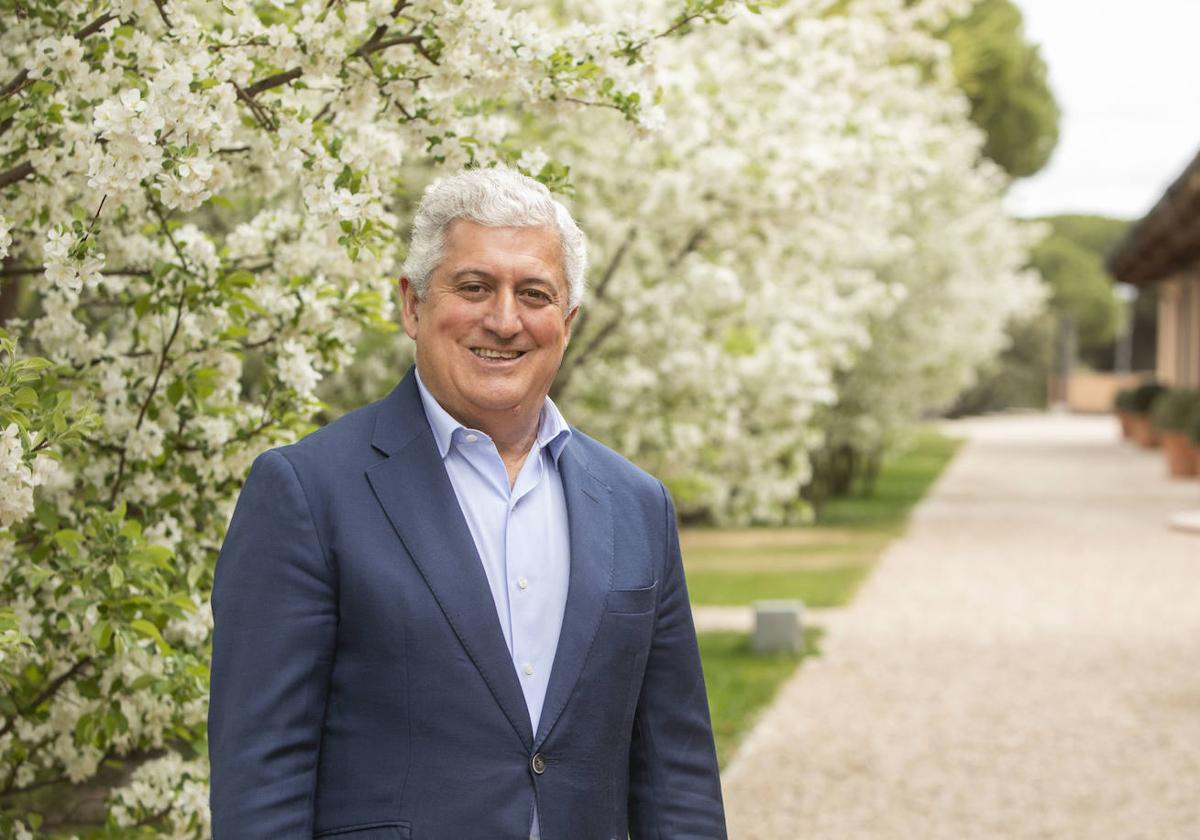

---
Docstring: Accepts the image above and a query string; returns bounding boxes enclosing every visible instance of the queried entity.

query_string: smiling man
[208,167,727,839]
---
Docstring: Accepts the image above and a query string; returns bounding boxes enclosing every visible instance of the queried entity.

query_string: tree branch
[668,225,706,269]
[354,33,423,58]
[0,657,94,739]
[1,12,115,102]
[151,0,172,29]
[75,12,117,40]
[0,160,34,190]
[566,226,635,347]
[235,0,422,128]
[234,84,278,131]
[0,265,155,278]
[243,67,304,98]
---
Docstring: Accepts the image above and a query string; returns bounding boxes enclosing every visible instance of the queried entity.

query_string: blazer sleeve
[208,449,338,839]
[627,483,728,839]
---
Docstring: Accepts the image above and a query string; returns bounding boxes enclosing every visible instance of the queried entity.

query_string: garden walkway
[719,413,1200,840]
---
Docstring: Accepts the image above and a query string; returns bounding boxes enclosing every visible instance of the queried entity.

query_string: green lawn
[817,429,964,530]
[686,564,872,607]
[691,428,961,765]
[698,628,822,767]
[683,428,962,607]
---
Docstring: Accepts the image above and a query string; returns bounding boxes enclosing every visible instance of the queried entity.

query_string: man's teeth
[472,348,522,359]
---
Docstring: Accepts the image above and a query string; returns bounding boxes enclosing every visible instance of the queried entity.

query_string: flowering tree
[1,0,1044,832]
[538,0,1041,522]
[0,0,722,833]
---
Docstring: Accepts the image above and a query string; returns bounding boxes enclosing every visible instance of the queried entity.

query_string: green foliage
[1130,381,1166,413]
[1114,386,1137,413]
[1043,214,1131,257]
[0,331,97,462]
[815,429,963,527]
[961,214,1136,414]
[1188,403,1200,445]
[697,628,819,767]
[1149,388,1200,432]
[952,312,1054,414]
[1031,232,1124,349]
[940,0,1060,178]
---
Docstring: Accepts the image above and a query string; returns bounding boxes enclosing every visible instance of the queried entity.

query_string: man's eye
[460,283,488,295]
[522,289,552,303]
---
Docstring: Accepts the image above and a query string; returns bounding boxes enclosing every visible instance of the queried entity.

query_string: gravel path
[720,414,1200,840]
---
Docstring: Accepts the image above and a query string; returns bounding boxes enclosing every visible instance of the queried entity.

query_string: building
[1108,148,1200,387]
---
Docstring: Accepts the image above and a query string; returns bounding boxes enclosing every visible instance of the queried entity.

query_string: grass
[817,429,964,530]
[698,628,823,767]
[683,428,962,607]
[686,564,871,607]
[691,429,961,764]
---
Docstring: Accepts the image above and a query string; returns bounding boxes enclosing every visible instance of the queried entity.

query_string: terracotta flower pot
[1161,431,1199,477]
[1129,414,1160,448]
[1117,411,1136,439]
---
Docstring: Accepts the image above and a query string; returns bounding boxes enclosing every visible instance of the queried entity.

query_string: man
[208,167,727,839]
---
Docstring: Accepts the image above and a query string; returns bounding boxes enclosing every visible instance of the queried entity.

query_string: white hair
[401,167,587,310]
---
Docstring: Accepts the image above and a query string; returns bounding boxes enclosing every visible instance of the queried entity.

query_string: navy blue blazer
[208,368,726,839]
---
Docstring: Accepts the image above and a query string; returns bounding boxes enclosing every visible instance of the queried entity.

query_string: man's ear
[400,277,420,340]
[563,305,579,345]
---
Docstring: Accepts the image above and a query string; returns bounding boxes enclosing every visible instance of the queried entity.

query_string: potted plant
[1128,382,1166,448]
[1188,402,1200,469]
[1114,387,1137,439]
[1150,388,1200,476]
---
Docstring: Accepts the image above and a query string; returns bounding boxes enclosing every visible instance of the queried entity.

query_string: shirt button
[517,576,528,590]
[523,662,535,676]
[530,752,546,775]
[465,433,478,443]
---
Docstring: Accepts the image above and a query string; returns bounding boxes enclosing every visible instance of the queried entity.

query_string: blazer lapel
[364,372,534,750]
[534,441,614,747]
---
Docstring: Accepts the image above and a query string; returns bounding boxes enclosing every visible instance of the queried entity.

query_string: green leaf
[192,367,221,400]
[130,619,172,653]
[35,502,59,532]
[108,564,125,588]
[130,673,158,690]
[53,529,84,558]
[167,378,185,405]
[92,620,113,652]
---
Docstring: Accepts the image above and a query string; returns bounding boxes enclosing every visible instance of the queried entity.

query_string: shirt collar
[414,368,572,464]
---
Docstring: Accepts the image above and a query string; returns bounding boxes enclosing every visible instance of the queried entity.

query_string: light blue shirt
[415,372,571,839]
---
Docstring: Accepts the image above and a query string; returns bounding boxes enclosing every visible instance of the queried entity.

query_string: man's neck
[416,368,544,487]
[493,425,539,488]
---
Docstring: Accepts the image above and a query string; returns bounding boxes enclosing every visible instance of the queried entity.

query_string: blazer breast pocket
[605,581,658,615]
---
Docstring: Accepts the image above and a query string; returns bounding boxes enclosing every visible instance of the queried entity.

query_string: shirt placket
[508,450,545,723]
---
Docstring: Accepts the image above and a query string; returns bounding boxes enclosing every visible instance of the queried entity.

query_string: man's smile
[471,347,526,360]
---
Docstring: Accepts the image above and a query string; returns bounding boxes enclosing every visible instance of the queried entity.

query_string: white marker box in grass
[752,600,805,654]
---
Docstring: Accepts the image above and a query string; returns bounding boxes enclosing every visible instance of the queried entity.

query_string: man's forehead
[438,220,566,282]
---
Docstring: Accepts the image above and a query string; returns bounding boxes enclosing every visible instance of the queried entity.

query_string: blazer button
[530,752,546,775]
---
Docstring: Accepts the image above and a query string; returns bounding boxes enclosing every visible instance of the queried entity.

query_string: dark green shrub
[1150,388,1200,431]
[1113,387,1137,412]
[1188,403,1200,445]
[1129,382,1166,413]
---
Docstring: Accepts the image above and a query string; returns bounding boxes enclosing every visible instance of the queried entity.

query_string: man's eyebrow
[449,267,496,281]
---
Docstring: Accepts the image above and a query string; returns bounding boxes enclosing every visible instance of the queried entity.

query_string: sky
[1004,0,1200,221]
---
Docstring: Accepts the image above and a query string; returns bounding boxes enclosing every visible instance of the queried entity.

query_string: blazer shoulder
[567,428,665,501]
[276,399,380,470]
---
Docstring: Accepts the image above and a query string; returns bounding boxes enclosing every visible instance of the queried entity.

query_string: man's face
[401,219,577,435]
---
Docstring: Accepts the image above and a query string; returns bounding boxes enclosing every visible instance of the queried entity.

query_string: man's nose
[481,289,522,338]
